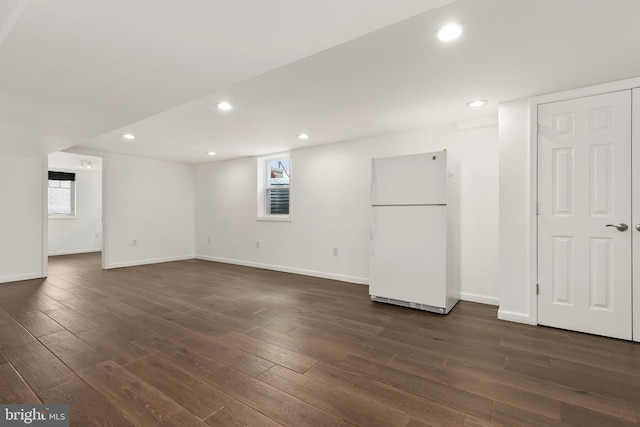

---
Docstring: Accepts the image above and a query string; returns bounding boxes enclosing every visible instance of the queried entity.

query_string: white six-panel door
[537,90,632,340]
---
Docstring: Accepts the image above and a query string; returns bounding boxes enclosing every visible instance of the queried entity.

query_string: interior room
[1,0,640,425]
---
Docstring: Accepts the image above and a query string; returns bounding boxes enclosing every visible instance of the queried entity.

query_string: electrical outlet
[333,247,339,257]
[256,241,260,249]
[132,239,137,247]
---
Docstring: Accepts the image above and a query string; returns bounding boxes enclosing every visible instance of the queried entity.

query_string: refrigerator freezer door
[371,152,446,206]
[369,205,447,308]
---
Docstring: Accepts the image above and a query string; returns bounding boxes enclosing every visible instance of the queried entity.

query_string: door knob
[606,223,629,232]
[636,224,640,232]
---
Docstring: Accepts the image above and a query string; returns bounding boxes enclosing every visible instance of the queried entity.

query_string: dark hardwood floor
[1,253,639,426]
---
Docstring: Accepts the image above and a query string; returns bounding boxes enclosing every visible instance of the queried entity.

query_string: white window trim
[48,179,78,220]
[257,153,291,222]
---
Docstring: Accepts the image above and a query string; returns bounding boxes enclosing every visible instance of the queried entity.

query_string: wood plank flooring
[0,253,639,426]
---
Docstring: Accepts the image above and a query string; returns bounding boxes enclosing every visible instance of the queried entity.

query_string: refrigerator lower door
[369,205,447,310]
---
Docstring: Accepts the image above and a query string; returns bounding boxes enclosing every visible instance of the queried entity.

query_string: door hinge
[536,122,540,135]
[536,284,539,295]
[536,203,541,215]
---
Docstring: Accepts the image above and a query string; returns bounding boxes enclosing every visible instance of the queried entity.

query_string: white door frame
[531,77,640,341]
[41,156,49,278]
[632,88,640,341]
[42,149,110,274]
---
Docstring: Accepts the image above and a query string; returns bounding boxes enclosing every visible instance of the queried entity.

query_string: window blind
[48,171,76,181]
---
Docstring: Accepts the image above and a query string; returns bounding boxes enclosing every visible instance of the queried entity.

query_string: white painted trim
[256,152,292,221]
[633,88,640,343]
[455,115,498,130]
[105,254,194,269]
[195,255,369,285]
[459,292,499,306]
[0,272,43,284]
[101,154,109,270]
[528,99,538,326]
[534,76,640,106]
[497,308,534,325]
[255,216,292,222]
[49,249,101,256]
[41,155,49,279]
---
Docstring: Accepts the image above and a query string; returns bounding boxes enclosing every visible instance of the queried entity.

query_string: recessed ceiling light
[466,99,488,108]
[207,151,217,156]
[437,23,463,42]
[217,102,233,111]
[122,133,135,140]
[297,133,309,140]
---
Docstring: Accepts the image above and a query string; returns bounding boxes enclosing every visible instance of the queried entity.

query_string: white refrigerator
[369,151,460,314]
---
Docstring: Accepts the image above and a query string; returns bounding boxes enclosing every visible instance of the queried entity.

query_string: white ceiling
[48,151,102,172]
[2,0,640,164]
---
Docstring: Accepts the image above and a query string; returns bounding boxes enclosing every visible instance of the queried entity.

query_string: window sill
[256,215,291,222]
[48,216,77,220]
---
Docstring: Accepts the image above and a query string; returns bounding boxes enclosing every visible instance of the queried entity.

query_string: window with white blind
[48,171,76,217]
[257,154,291,221]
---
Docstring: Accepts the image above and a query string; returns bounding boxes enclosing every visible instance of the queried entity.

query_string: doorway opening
[46,152,104,272]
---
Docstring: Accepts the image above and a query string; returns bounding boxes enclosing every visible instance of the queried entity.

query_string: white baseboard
[497,308,535,325]
[106,254,195,269]
[195,255,369,285]
[0,272,44,284]
[48,248,102,256]
[459,292,499,306]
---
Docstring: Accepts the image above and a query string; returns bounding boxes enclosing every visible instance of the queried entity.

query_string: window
[267,159,290,215]
[257,155,291,220]
[48,171,76,217]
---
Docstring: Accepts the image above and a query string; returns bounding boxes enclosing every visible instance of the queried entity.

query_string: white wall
[497,99,536,324]
[48,169,103,255]
[103,153,195,268]
[0,154,45,283]
[196,123,500,304]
